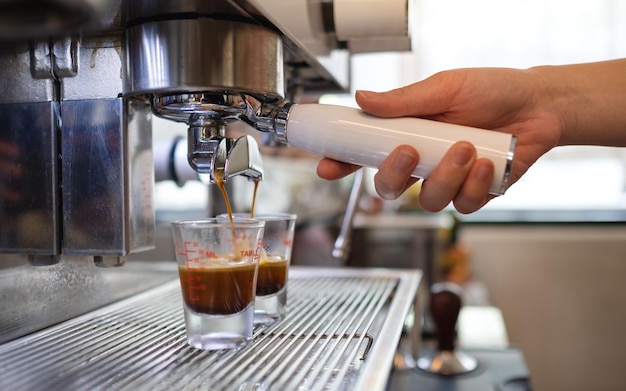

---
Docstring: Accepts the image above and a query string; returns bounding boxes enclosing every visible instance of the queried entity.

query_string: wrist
[531,59,626,147]
[527,65,573,146]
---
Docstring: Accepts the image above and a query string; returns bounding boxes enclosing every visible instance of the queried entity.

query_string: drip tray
[0,267,421,391]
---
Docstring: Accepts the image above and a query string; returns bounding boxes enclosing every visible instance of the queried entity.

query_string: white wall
[462,224,626,391]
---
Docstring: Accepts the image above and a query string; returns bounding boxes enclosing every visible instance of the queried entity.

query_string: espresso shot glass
[220,213,297,325]
[171,217,265,350]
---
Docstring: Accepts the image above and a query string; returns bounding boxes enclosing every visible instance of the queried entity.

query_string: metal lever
[417,282,478,375]
[332,169,364,263]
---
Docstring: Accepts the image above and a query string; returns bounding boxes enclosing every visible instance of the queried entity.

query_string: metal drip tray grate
[0,267,420,391]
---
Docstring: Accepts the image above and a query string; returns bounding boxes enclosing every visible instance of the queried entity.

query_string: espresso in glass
[178,261,257,315]
[256,256,289,296]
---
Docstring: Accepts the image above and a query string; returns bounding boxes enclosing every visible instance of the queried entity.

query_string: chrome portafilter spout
[153,93,264,183]
[187,113,226,175]
[187,114,263,182]
[222,134,264,181]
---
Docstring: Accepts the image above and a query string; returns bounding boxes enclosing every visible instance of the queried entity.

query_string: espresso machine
[0,0,411,349]
[0,0,412,336]
[0,1,529,390]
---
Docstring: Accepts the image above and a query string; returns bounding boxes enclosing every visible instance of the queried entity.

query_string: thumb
[355,72,457,118]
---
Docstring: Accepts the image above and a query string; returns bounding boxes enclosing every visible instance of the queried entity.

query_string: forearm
[531,59,626,147]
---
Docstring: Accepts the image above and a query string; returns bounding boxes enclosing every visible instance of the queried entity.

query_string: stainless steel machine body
[0,2,153,264]
[1,0,401,260]
[0,0,412,343]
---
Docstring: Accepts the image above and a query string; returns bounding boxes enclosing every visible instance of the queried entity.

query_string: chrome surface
[181,113,264,181]
[0,18,154,261]
[186,114,229,175]
[333,169,365,263]
[124,18,284,99]
[138,14,283,182]
[270,100,293,144]
[0,43,54,104]
[0,258,177,344]
[0,101,58,254]
[61,98,154,257]
[62,35,127,101]
[0,267,422,391]
[500,136,517,195]
[225,135,264,180]
[417,349,479,375]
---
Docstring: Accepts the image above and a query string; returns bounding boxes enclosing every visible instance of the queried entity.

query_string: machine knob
[417,282,478,375]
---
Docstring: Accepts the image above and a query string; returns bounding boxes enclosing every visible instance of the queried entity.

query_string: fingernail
[393,149,417,171]
[475,161,493,181]
[454,144,473,167]
[356,90,376,100]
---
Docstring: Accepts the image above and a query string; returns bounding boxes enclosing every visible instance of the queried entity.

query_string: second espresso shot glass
[219,212,297,325]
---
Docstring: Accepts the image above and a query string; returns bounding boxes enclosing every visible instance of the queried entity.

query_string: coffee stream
[178,170,255,316]
[250,179,259,219]
[214,170,237,239]
[179,172,287,316]
[215,171,260,237]
[216,176,288,298]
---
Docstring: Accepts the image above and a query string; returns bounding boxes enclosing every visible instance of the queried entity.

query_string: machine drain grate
[0,268,420,391]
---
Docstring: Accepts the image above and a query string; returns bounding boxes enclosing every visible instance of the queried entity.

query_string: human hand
[317,67,563,213]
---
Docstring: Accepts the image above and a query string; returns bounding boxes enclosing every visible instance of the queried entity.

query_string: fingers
[355,72,458,118]
[419,142,494,213]
[452,160,494,214]
[373,145,420,200]
[319,142,495,214]
[355,89,414,118]
[316,158,361,180]
[418,142,475,211]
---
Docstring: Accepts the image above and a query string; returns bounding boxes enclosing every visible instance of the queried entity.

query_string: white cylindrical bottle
[279,104,515,195]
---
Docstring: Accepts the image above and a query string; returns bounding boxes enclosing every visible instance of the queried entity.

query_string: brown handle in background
[430,282,463,352]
